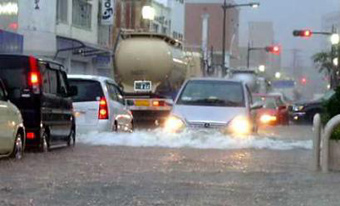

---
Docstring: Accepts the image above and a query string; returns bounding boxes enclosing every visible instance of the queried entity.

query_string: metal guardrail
[313,113,340,173]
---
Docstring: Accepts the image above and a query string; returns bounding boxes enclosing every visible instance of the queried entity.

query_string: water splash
[78,129,312,151]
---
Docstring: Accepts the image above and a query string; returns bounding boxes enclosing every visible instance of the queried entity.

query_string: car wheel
[10,132,23,160]
[67,128,76,147]
[40,130,50,152]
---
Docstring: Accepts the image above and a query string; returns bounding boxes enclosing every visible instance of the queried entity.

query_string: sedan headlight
[260,114,277,124]
[164,115,186,133]
[228,116,252,136]
[293,105,304,112]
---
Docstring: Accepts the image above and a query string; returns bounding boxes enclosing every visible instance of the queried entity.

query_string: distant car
[291,90,335,123]
[253,94,289,126]
[0,79,25,159]
[0,55,77,152]
[164,78,262,135]
[68,75,134,133]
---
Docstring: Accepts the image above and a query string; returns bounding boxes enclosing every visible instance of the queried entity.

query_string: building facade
[168,0,185,40]
[184,0,239,69]
[238,21,281,78]
[0,0,113,77]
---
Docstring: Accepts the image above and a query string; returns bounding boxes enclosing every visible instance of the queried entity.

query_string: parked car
[68,75,134,133]
[0,79,25,159]
[0,55,77,152]
[291,90,335,124]
[253,93,290,126]
[164,78,262,135]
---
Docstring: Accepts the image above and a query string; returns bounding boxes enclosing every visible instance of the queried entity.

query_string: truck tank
[115,32,187,96]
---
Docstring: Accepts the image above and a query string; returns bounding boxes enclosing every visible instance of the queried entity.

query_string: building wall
[184,0,239,68]
[56,0,99,45]
[17,0,57,56]
[237,21,281,77]
[168,0,184,40]
[150,1,171,35]
[321,11,340,50]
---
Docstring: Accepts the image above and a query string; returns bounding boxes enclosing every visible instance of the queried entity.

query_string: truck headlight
[164,115,186,133]
[228,116,252,136]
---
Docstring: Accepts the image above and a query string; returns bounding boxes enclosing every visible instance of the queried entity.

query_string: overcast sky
[155,0,339,67]
[238,0,339,67]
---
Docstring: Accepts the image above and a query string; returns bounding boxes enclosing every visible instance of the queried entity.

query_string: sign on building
[101,0,114,25]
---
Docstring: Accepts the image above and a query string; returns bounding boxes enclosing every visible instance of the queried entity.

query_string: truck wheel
[10,132,23,160]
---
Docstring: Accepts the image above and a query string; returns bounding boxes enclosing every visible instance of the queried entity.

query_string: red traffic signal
[300,77,307,85]
[293,30,313,38]
[265,45,281,55]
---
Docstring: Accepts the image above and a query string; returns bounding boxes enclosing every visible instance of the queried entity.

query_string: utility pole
[221,0,227,77]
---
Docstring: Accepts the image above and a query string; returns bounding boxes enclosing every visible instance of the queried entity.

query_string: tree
[312,51,336,88]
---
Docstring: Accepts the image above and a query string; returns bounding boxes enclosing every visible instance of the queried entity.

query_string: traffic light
[265,45,281,55]
[293,30,313,38]
[300,77,307,85]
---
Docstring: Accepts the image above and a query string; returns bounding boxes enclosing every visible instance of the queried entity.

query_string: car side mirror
[251,102,263,110]
[68,86,78,97]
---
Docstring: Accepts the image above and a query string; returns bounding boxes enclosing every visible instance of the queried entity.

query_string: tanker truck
[226,69,269,94]
[114,31,202,125]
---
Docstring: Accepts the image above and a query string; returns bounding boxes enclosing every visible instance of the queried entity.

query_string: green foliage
[312,51,333,75]
[322,87,340,140]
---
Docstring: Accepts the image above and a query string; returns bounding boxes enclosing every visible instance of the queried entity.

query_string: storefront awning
[54,36,112,59]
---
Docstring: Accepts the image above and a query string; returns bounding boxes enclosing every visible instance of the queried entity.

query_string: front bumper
[290,112,306,122]
[76,120,112,134]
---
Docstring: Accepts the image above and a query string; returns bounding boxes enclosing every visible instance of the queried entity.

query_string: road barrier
[313,114,321,171]
[313,113,340,173]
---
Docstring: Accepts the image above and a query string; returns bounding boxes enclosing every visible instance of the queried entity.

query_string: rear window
[68,79,104,102]
[0,56,28,90]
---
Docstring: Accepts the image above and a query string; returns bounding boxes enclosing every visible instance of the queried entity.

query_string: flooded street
[2,125,340,206]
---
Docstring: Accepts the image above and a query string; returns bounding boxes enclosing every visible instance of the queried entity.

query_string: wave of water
[77,129,312,151]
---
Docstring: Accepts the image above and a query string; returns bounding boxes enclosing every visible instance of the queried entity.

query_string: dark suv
[0,54,77,151]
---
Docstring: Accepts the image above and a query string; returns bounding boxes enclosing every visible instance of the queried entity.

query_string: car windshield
[177,80,245,107]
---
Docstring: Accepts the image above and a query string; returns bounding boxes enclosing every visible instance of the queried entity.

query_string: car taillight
[98,97,109,119]
[152,100,165,107]
[27,132,36,140]
[28,56,41,94]
[29,72,39,85]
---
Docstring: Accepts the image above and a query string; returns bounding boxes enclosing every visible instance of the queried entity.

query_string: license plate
[134,81,152,92]
[134,100,150,107]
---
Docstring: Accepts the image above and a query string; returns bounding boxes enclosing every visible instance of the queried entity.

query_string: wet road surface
[1,125,340,206]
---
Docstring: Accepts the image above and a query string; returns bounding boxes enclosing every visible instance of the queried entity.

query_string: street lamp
[258,65,266,72]
[331,33,340,45]
[275,72,281,79]
[142,6,155,21]
[333,57,338,66]
[221,1,259,77]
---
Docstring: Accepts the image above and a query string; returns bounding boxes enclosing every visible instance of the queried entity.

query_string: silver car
[164,78,261,135]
